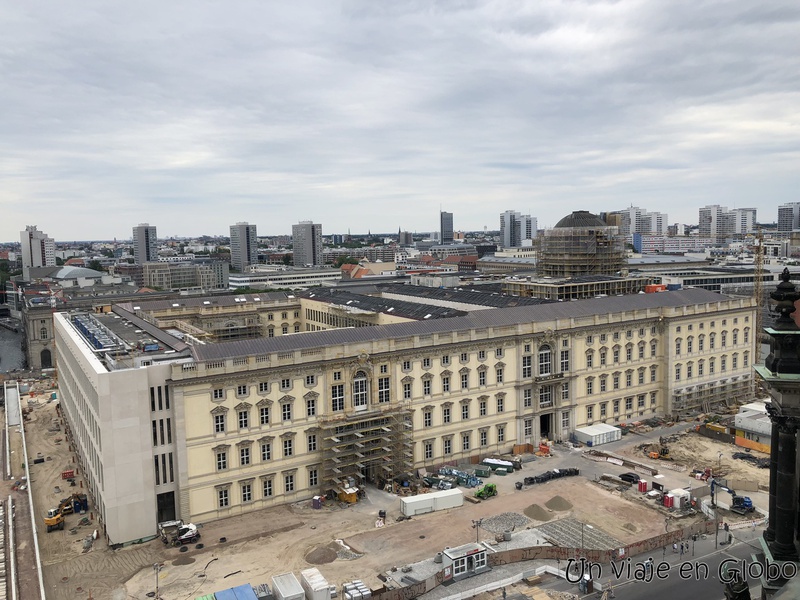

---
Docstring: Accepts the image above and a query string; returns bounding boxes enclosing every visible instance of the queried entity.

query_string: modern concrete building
[142,261,227,292]
[610,207,668,237]
[499,211,537,248]
[292,222,323,267]
[20,225,56,280]
[502,274,651,301]
[440,212,454,245]
[133,223,158,265]
[778,202,800,232]
[698,206,757,241]
[230,222,258,272]
[55,287,756,543]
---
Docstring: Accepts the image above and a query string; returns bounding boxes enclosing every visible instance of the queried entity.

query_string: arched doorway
[40,349,52,369]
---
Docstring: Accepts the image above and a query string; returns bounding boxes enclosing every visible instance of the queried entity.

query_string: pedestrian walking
[502,588,507,600]
[673,542,678,553]
[753,521,757,531]
[680,543,684,557]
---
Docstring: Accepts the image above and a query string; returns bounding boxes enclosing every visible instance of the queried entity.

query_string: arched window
[40,327,48,340]
[698,335,705,352]
[687,336,693,353]
[675,338,682,355]
[538,345,552,376]
[40,349,52,369]
[352,371,369,408]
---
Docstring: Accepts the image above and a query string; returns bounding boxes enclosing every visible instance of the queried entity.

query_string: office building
[778,203,800,232]
[500,211,537,248]
[55,287,755,543]
[440,212,454,245]
[133,223,158,265]
[20,225,56,280]
[230,222,258,272]
[292,221,323,267]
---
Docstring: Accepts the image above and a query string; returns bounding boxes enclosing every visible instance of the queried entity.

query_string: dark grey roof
[300,288,468,320]
[554,211,608,228]
[376,284,553,308]
[115,292,292,312]
[191,288,733,362]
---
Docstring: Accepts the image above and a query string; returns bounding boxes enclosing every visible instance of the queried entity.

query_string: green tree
[55,257,65,266]
[87,260,104,272]
[282,254,291,266]
[334,256,359,268]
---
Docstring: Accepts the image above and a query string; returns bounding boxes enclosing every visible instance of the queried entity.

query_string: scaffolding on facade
[535,225,626,279]
[320,405,414,494]
[671,376,754,417]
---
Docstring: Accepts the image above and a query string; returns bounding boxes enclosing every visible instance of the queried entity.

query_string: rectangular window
[423,380,431,396]
[261,442,271,461]
[441,355,450,366]
[523,388,532,408]
[613,374,620,390]
[496,368,504,384]
[283,438,294,457]
[710,359,715,374]
[305,375,315,386]
[638,370,645,385]
[626,372,632,387]
[479,400,487,416]
[443,438,452,455]
[240,446,250,466]
[721,356,727,371]
[522,355,532,378]
[613,348,620,363]
[539,348,552,375]
[238,410,249,429]
[561,382,569,401]
[214,414,225,433]
[169,453,174,482]
[241,483,252,503]
[461,433,470,451]
[560,350,569,372]
[216,451,227,471]
[496,347,503,358]
[650,391,657,406]
[154,456,160,485]
[613,399,620,413]
[423,410,432,428]
[524,419,533,437]
[480,430,488,446]
[497,425,505,442]
[283,405,293,422]
[600,378,607,393]
[237,384,248,396]
[284,473,295,492]
[638,394,646,408]
[403,382,412,400]
[307,398,316,417]
[463,373,471,389]
[626,347,633,361]
[586,405,594,421]
[586,379,593,395]
[150,388,156,412]
[424,441,433,460]
[443,406,451,423]
[213,388,224,400]
[152,420,158,446]
[675,365,681,381]
[333,371,342,381]
[380,364,388,374]
[218,488,229,508]
[600,403,607,417]
[307,434,317,452]
[625,397,633,411]
[650,367,657,383]
[422,357,431,368]
[687,363,693,378]
[309,468,318,487]
[561,411,570,429]
[260,407,270,425]
[378,377,391,403]
[461,353,468,362]
[331,384,345,411]
[539,386,552,408]
[496,397,505,413]
[402,360,411,371]
[442,376,450,392]
[478,350,486,360]
[158,387,163,410]
[259,381,269,393]
[461,404,469,420]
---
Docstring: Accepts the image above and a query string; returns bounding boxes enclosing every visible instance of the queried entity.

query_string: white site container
[272,573,305,600]
[432,488,464,511]
[573,424,622,447]
[401,495,435,516]
[300,568,331,600]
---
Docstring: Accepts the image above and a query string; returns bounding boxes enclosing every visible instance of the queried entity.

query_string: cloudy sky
[1,1,798,242]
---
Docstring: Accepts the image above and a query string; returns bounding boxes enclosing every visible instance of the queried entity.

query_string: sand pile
[524,504,553,522]
[545,495,573,511]
[305,543,337,564]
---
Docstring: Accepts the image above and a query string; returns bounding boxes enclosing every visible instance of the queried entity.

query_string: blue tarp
[214,585,258,600]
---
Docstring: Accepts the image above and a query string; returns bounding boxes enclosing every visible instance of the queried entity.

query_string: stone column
[771,419,799,560]
[765,421,779,543]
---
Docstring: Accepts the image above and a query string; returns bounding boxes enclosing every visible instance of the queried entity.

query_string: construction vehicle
[711,479,754,515]
[158,519,200,546]
[58,493,88,516]
[44,507,65,532]
[648,447,672,461]
[475,483,497,499]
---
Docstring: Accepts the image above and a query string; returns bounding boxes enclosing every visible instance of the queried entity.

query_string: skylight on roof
[203,301,211,305]
[172,303,180,307]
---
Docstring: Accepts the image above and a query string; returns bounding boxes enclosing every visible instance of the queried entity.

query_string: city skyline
[1,2,797,242]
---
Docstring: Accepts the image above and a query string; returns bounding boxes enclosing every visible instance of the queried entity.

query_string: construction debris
[732,452,769,468]
[480,512,531,534]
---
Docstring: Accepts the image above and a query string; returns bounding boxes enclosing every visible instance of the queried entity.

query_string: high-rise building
[229,222,258,272]
[440,211,454,244]
[20,225,56,280]
[292,221,323,267]
[132,223,158,265]
[698,206,757,241]
[398,231,414,246]
[499,210,537,248]
[778,203,800,232]
[610,207,668,236]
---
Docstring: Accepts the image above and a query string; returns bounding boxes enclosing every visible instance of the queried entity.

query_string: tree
[334,256,359,268]
[87,260,104,272]
[55,257,65,266]
[282,254,291,266]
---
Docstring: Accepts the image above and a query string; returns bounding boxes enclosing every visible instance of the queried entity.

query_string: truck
[158,519,200,546]
[44,507,65,532]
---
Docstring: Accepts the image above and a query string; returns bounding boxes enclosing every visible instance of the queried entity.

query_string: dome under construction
[537,211,626,278]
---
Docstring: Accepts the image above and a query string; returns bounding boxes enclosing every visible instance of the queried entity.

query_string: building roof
[191,288,737,362]
[376,284,552,308]
[554,211,608,228]
[50,266,105,279]
[300,288,468,320]
[115,292,292,312]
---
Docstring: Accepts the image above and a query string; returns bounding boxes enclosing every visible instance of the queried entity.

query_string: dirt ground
[622,429,770,489]
[18,392,703,600]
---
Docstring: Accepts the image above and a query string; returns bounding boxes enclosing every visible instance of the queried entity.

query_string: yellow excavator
[44,507,65,532]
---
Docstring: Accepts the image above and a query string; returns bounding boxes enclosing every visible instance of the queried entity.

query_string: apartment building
[55,288,755,542]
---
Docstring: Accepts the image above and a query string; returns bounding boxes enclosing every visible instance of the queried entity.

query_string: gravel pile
[545,495,573,511]
[524,504,553,522]
[335,539,364,560]
[480,512,531,533]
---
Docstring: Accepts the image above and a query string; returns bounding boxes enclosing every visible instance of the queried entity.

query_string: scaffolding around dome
[536,211,626,278]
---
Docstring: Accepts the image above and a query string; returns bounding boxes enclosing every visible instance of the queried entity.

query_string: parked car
[619,472,641,483]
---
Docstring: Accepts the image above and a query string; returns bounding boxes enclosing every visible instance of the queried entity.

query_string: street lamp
[472,519,483,545]
[717,452,723,476]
